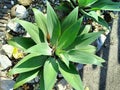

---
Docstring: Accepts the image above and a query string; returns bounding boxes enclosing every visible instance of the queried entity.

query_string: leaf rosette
[8,2,107,90]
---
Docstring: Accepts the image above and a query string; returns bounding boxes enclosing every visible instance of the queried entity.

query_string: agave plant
[8,2,105,90]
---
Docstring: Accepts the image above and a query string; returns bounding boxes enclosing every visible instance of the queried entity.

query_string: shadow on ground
[82,12,120,90]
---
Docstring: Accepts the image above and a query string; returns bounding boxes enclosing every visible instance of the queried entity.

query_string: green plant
[56,0,120,29]
[57,0,120,12]
[8,2,105,90]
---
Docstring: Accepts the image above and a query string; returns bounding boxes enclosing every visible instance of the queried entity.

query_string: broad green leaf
[44,58,58,90]
[9,54,46,75]
[32,8,47,37]
[88,11,109,29]
[99,0,112,1]
[38,28,46,42]
[39,70,45,90]
[15,19,41,44]
[57,51,70,67]
[79,25,91,35]
[80,9,109,29]
[78,0,98,7]
[91,1,120,11]
[72,31,104,48]
[55,4,71,12]
[88,11,98,21]
[58,18,83,49]
[76,45,96,54]
[62,7,78,31]
[67,31,103,49]
[14,69,39,89]
[97,16,109,30]
[66,0,75,8]
[8,37,35,51]
[25,43,52,56]
[55,0,73,12]
[68,50,104,66]
[58,61,83,90]
[94,55,105,63]
[47,2,61,45]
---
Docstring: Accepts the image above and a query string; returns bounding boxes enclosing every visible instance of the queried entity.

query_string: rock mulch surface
[0,1,15,90]
[0,0,43,90]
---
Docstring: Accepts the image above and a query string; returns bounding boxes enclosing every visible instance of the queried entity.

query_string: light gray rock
[15,5,28,18]
[2,44,14,58]
[0,75,15,90]
[0,71,14,90]
[7,20,19,32]
[0,55,12,70]
[11,4,28,18]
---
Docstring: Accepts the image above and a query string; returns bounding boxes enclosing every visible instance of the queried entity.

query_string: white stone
[7,20,19,32]
[97,34,106,51]
[11,0,14,5]
[56,79,73,90]
[15,5,28,18]
[3,6,7,9]
[2,44,14,58]
[0,55,12,70]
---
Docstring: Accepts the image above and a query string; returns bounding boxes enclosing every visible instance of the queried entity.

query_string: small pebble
[11,4,28,18]
[0,55,12,70]
[56,79,73,90]
[15,5,28,18]
[76,64,83,71]
[2,44,14,58]
[3,6,7,9]
[97,34,106,51]
[11,0,14,5]
[7,19,19,32]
